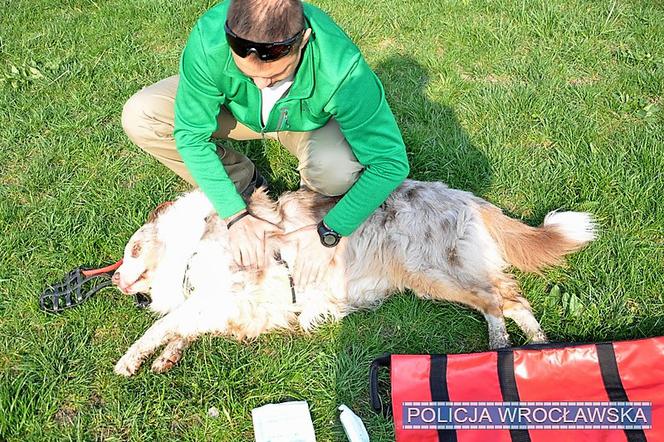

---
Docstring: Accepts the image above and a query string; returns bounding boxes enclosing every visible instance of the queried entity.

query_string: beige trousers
[121,75,364,196]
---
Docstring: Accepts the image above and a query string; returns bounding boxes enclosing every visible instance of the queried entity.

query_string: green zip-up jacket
[174,1,409,236]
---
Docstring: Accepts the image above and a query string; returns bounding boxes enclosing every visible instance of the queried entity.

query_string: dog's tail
[479,205,596,273]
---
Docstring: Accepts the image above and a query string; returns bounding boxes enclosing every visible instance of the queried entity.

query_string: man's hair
[227,0,305,43]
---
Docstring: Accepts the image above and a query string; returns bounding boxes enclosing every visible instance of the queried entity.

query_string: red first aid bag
[370,337,664,442]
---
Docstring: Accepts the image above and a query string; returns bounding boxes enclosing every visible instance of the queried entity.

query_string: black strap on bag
[497,350,531,442]
[596,343,647,442]
[429,355,457,442]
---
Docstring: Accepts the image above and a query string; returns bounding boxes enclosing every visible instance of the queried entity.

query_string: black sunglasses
[225,21,305,62]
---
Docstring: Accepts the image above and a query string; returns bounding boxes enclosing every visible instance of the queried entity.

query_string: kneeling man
[122,0,410,285]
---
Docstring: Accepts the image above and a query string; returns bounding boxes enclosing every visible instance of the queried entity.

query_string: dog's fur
[112,180,595,376]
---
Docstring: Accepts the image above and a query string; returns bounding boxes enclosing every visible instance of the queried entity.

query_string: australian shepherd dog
[111,180,595,376]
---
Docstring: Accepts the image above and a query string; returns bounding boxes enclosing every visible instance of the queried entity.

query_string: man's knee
[122,91,149,145]
[300,147,363,196]
[121,88,173,148]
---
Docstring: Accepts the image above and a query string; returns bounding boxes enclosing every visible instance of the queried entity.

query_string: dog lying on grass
[112,180,595,376]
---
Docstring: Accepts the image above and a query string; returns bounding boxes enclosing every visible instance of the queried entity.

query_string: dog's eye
[131,242,143,258]
[138,269,149,280]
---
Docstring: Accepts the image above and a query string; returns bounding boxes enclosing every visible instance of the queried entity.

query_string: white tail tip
[544,211,596,244]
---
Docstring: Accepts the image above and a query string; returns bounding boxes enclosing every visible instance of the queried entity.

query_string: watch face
[323,234,337,246]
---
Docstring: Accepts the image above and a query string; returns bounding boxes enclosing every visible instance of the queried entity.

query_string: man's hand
[226,211,281,270]
[285,224,345,288]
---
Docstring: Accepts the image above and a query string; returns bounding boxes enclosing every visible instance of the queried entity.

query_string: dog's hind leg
[494,275,548,343]
[483,312,511,349]
[407,273,511,349]
[503,298,548,343]
[151,337,191,374]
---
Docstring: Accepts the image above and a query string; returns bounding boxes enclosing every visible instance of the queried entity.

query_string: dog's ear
[147,201,174,223]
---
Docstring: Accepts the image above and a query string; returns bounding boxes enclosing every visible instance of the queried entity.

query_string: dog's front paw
[151,339,187,374]
[151,355,176,374]
[114,353,142,377]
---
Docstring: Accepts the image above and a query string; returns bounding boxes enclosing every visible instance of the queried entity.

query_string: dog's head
[112,223,163,294]
[112,202,172,294]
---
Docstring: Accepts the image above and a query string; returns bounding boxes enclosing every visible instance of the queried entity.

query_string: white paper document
[252,401,317,442]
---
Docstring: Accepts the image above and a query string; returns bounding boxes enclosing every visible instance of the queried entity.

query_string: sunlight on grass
[1,0,662,440]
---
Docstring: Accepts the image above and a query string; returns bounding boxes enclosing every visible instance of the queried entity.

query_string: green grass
[1,0,663,440]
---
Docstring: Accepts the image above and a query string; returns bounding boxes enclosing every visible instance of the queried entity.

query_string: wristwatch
[317,220,341,247]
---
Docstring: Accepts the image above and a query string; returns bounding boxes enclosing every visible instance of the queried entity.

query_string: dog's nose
[111,272,120,285]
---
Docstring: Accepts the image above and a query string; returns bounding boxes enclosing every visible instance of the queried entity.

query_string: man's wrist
[317,220,341,247]
[226,210,250,229]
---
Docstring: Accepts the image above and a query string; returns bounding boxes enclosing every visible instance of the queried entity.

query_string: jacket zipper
[258,89,266,139]
[257,84,290,134]
[276,108,289,131]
